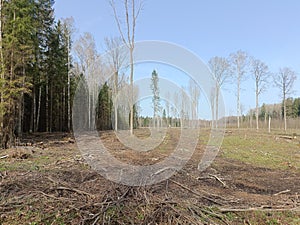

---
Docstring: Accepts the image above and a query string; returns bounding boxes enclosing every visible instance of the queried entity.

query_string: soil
[0,129,299,224]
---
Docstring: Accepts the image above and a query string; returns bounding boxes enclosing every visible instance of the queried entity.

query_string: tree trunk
[216,83,219,128]
[129,47,134,135]
[7,10,16,147]
[36,86,41,132]
[283,95,287,132]
[50,84,53,132]
[62,87,65,131]
[211,94,215,128]
[30,85,35,133]
[264,111,267,126]
[114,71,118,131]
[17,65,26,137]
[67,34,71,132]
[237,75,240,129]
[88,90,90,130]
[114,104,118,130]
[92,85,96,130]
[249,109,252,129]
[46,82,49,132]
[256,87,259,130]
[268,115,271,133]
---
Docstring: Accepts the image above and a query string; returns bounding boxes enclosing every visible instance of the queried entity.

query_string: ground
[0,128,299,224]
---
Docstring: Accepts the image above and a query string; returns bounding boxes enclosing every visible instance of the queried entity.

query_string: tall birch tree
[250,58,269,130]
[105,36,126,131]
[229,50,248,129]
[208,56,229,127]
[274,67,296,131]
[109,0,143,135]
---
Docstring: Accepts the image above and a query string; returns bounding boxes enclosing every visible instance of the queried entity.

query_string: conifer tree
[150,70,161,128]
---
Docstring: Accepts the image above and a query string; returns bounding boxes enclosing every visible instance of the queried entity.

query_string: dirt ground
[0,129,299,224]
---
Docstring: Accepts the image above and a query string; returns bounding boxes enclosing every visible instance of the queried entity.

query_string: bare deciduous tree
[208,56,230,127]
[180,87,189,128]
[273,67,297,131]
[210,87,215,128]
[110,0,143,135]
[250,58,269,130]
[74,33,102,130]
[104,36,126,131]
[229,50,249,129]
[165,91,170,126]
[173,92,179,126]
[188,79,200,128]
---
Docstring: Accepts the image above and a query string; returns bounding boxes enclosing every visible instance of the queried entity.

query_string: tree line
[208,51,297,131]
[0,0,298,149]
[0,0,77,148]
[0,0,139,149]
[252,97,300,120]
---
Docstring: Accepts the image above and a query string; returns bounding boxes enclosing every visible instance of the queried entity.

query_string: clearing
[0,128,299,224]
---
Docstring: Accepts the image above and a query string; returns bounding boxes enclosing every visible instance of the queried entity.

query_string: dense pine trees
[0,0,76,148]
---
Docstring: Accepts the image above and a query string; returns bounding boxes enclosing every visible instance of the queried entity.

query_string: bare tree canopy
[250,58,269,130]
[274,67,297,98]
[74,33,102,130]
[188,79,200,127]
[273,67,297,131]
[208,56,230,88]
[104,37,126,74]
[74,32,99,75]
[104,36,127,131]
[109,0,143,49]
[229,50,249,129]
[208,56,230,127]
[109,0,143,135]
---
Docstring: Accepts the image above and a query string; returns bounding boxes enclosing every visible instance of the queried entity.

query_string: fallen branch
[274,189,291,196]
[152,167,176,176]
[169,179,202,197]
[55,186,94,198]
[169,179,222,205]
[46,176,59,185]
[200,208,229,225]
[91,215,100,225]
[32,191,76,201]
[0,171,7,179]
[209,174,227,188]
[168,204,198,225]
[278,135,294,140]
[219,206,300,212]
[0,155,9,159]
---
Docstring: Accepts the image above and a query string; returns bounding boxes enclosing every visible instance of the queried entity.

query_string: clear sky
[54,0,300,117]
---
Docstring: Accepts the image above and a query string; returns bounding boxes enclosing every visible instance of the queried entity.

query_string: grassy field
[220,129,300,170]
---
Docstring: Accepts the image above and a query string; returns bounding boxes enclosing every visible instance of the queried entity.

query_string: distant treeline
[224,97,300,130]
[249,97,300,120]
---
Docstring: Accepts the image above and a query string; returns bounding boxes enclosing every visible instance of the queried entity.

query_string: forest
[0,0,75,148]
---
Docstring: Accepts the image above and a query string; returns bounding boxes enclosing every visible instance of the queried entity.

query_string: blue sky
[54,0,300,117]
